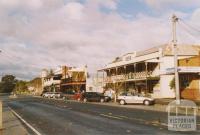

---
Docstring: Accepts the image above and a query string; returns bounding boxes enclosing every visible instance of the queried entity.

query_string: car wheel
[100,98,104,103]
[120,100,125,105]
[144,100,150,106]
[83,98,87,103]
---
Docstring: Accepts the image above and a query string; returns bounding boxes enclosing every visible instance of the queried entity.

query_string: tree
[0,75,17,93]
[14,80,28,94]
[169,77,175,90]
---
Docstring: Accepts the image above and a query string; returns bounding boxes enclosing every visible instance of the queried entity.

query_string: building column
[134,63,137,93]
[124,66,127,92]
[114,67,118,102]
[145,62,148,94]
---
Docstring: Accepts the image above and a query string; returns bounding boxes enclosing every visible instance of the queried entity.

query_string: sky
[1,0,200,80]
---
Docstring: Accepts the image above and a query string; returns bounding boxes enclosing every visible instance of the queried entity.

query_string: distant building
[60,66,87,93]
[41,65,88,93]
[98,44,200,100]
[41,67,62,92]
[28,77,42,95]
[86,74,104,93]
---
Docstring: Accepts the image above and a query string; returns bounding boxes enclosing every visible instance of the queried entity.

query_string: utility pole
[0,51,2,130]
[172,14,180,104]
[0,101,2,129]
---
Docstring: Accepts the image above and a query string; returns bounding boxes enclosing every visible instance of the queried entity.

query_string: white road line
[100,114,123,120]
[8,106,42,135]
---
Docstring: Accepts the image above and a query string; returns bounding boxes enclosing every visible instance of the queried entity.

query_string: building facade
[60,66,87,93]
[98,44,200,100]
[178,54,200,100]
[28,77,42,95]
[41,68,62,92]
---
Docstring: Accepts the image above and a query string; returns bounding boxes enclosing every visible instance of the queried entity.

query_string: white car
[43,92,61,98]
[117,93,154,105]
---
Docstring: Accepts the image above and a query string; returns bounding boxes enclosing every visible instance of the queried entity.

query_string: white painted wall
[159,75,175,98]
[86,77,104,93]
[43,78,60,87]
[160,56,175,74]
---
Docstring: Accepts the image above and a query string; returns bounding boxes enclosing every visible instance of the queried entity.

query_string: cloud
[143,0,200,9]
[0,0,43,11]
[61,2,84,20]
[0,0,200,80]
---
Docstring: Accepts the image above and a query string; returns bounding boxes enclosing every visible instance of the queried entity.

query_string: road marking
[116,114,170,127]
[100,114,123,120]
[8,106,42,135]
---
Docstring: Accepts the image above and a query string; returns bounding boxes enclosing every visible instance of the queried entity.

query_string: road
[1,95,200,135]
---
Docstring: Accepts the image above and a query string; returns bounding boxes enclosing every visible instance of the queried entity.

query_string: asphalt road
[2,96,200,135]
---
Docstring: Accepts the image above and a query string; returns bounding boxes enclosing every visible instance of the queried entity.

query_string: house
[98,44,200,100]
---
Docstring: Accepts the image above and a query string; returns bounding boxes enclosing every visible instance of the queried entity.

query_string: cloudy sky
[1,0,200,80]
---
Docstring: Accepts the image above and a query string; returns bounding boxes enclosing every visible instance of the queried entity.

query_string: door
[133,95,144,103]
[125,93,135,103]
[90,93,99,101]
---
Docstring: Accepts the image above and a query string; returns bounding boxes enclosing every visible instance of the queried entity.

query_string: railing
[44,80,61,87]
[61,78,86,83]
[126,71,153,79]
[104,71,154,83]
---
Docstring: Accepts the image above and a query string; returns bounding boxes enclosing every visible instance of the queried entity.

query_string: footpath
[0,95,29,135]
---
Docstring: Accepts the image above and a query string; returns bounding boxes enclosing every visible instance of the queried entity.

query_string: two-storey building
[60,66,87,93]
[41,68,62,92]
[98,44,200,99]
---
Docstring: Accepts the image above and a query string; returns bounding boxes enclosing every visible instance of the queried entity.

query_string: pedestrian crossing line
[100,114,123,120]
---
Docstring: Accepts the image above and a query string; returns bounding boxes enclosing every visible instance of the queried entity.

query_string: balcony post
[114,67,118,102]
[145,62,148,94]
[124,66,126,92]
[134,63,137,93]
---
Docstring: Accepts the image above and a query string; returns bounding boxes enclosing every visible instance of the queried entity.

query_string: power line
[178,21,200,40]
[179,18,200,33]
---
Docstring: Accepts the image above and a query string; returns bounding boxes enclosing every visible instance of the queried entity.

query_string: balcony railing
[61,78,86,84]
[104,71,154,83]
[44,80,61,87]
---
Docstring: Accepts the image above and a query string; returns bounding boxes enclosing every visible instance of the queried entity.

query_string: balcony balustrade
[104,71,154,83]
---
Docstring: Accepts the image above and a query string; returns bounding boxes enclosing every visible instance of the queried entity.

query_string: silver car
[117,93,154,105]
[43,92,61,98]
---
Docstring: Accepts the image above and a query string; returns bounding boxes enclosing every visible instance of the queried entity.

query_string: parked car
[73,92,82,101]
[61,90,75,100]
[117,93,154,105]
[42,92,62,99]
[81,92,111,102]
